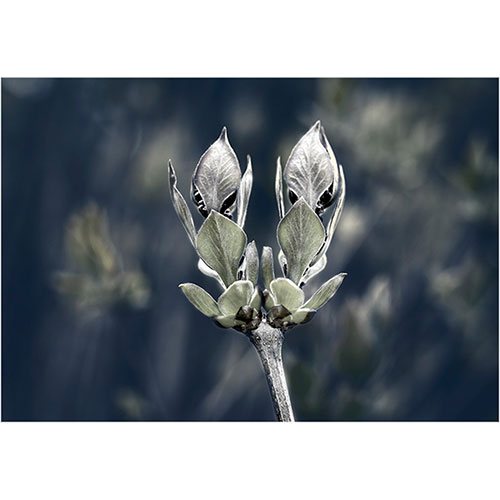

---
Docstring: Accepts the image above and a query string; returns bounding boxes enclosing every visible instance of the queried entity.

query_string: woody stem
[247,321,295,422]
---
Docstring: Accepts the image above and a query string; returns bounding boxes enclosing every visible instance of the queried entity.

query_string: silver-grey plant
[168,121,346,421]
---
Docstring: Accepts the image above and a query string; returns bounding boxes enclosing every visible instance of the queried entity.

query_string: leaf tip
[167,160,176,182]
[219,126,228,141]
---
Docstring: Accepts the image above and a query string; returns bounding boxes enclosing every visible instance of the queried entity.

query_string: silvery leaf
[290,308,316,325]
[316,124,340,213]
[269,278,304,312]
[277,198,325,284]
[261,246,275,290]
[310,164,346,267]
[178,283,220,317]
[197,259,226,289]
[275,156,285,220]
[302,273,347,311]
[236,155,253,228]
[283,121,335,214]
[301,254,327,286]
[244,241,259,286]
[191,127,241,218]
[217,280,254,315]
[196,210,247,288]
[168,160,197,248]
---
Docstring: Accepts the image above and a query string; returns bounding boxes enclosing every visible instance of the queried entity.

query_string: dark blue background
[2,78,498,420]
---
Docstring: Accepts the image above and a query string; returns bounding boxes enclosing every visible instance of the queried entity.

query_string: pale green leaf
[178,283,220,317]
[244,241,259,285]
[236,155,253,228]
[217,280,254,315]
[303,273,347,311]
[214,315,238,328]
[261,246,275,290]
[270,277,304,312]
[291,308,316,324]
[263,289,276,310]
[196,210,247,287]
[277,198,325,284]
[168,160,197,248]
[249,287,262,310]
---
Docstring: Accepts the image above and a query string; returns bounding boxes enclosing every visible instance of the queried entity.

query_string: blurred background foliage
[2,78,498,421]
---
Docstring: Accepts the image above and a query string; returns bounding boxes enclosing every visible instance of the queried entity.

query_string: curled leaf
[236,155,253,228]
[267,305,292,322]
[197,259,226,289]
[179,283,220,317]
[278,249,287,277]
[217,280,254,315]
[235,305,261,331]
[196,210,247,287]
[301,254,327,286]
[277,198,325,284]
[269,277,304,312]
[303,273,347,311]
[168,160,197,248]
[191,127,241,218]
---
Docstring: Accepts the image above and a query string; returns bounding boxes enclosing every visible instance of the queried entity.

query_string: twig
[247,321,294,422]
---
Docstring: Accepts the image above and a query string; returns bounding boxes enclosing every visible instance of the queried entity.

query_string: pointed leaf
[196,210,247,287]
[168,160,197,248]
[311,164,346,266]
[191,127,241,217]
[303,273,347,311]
[217,280,254,315]
[270,277,305,312]
[275,156,285,220]
[178,283,220,317]
[197,259,225,289]
[244,241,259,286]
[261,246,275,290]
[277,198,325,284]
[236,155,253,227]
[283,121,335,212]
